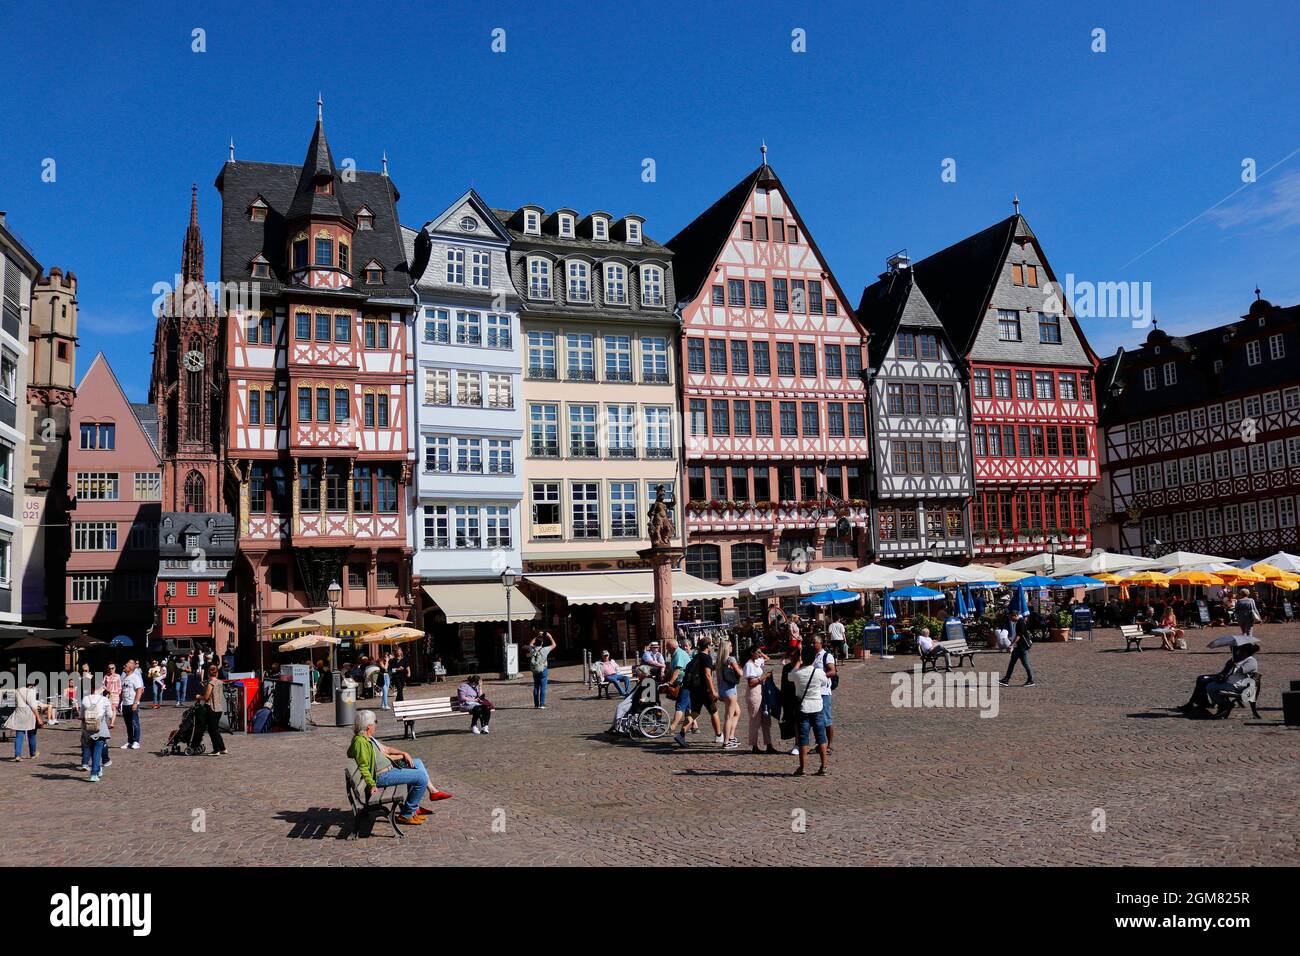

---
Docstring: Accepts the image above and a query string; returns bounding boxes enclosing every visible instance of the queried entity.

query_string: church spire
[181,183,204,284]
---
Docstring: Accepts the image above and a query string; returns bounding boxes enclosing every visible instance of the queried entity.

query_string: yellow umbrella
[277,633,341,652]
[265,609,409,638]
[1249,562,1286,577]
[964,563,1030,583]
[1219,568,1264,583]
[364,626,424,645]
[1093,572,1125,585]
[1125,571,1171,587]
[1271,579,1299,591]
[1168,571,1224,586]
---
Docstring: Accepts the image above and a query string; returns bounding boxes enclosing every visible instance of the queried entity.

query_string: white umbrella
[1254,552,1300,572]
[1207,634,1261,649]
[844,563,897,590]
[277,633,341,652]
[1070,550,1160,574]
[887,560,989,586]
[1001,552,1070,573]
[796,567,861,594]
[733,570,805,598]
[1150,550,1232,567]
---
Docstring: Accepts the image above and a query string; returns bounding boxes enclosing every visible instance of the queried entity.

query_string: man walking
[1234,588,1262,637]
[174,654,190,705]
[999,609,1035,687]
[811,633,837,753]
[119,660,144,749]
[665,637,693,743]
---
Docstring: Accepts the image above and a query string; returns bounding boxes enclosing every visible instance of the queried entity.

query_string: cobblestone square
[2,626,1296,867]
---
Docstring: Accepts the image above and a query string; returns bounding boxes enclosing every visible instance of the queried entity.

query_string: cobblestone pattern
[1,627,1297,866]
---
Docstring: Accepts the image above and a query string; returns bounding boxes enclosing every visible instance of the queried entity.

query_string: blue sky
[2,0,1298,399]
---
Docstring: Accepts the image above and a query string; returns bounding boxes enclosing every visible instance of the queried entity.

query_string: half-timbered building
[667,156,869,615]
[1097,296,1300,558]
[216,107,416,656]
[912,210,1099,560]
[858,253,974,563]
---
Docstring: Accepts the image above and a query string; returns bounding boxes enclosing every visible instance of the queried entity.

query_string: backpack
[82,700,102,736]
[684,654,708,697]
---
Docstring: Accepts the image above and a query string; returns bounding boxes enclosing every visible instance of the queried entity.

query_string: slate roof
[130,402,160,454]
[857,265,948,368]
[214,120,412,301]
[158,511,237,565]
[665,163,774,306]
[492,208,672,258]
[910,214,1021,355]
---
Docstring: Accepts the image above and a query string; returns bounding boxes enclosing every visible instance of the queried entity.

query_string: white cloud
[1207,170,1300,232]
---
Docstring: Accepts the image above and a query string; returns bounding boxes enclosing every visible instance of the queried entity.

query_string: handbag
[663,683,681,701]
[779,665,818,741]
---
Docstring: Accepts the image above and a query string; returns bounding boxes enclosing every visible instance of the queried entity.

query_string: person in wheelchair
[1178,641,1259,716]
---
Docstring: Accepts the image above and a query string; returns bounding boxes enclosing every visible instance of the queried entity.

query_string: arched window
[184,471,205,512]
[685,543,721,582]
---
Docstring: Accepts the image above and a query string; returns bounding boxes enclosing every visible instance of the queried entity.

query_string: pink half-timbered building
[668,157,870,612]
[216,108,416,652]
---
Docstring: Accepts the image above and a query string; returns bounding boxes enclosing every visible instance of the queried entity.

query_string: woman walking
[716,638,743,750]
[378,654,392,711]
[456,674,493,734]
[4,679,43,761]
[102,662,122,730]
[743,645,776,754]
[79,683,113,781]
[147,659,166,709]
[194,665,228,755]
[789,644,830,776]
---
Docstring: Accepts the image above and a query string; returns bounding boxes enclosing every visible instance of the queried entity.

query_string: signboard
[1196,600,1211,625]
[943,619,965,642]
[534,524,562,540]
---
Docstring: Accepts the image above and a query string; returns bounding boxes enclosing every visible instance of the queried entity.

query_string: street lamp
[327,579,342,701]
[501,569,516,680]
[1047,535,1059,576]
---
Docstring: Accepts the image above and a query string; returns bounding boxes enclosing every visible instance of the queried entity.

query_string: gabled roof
[910,214,1021,355]
[665,163,774,305]
[286,117,346,223]
[857,266,949,368]
[130,403,160,455]
[76,353,161,464]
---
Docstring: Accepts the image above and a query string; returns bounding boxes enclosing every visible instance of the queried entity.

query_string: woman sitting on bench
[1158,607,1185,650]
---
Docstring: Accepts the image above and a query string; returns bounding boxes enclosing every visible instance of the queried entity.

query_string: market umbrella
[1011,586,1030,615]
[1014,575,1059,588]
[733,569,805,598]
[799,589,861,606]
[1255,552,1300,572]
[1207,634,1262,649]
[879,589,897,620]
[277,633,341,653]
[1070,550,1160,574]
[1270,579,1299,591]
[796,567,862,594]
[109,635,134,647]
[70,634,106,649]
[1123,571,1171,587]
[265,609,408,638]
[889,585,945,600]
[1050,575,1106,588]
[1168,571,1225,586]
[1092,572,1125,584]
[365,626,425,645]
[1150,550,1233,566]
[955,586,969,616]
[844,563,898,590]
[964,563,1031,584]
[5,635,61,650]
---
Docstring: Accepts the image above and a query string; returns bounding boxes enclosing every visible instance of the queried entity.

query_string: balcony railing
[569,441,599,459]
[527,365,557,381]
[572,520,601,539]
[610,519,639,538]
[423,462,452,474]
[530,441,559,458]
[487,463,514,475]
[455,332,481,346]
[422,536,451,550]
[645,446,674,459]
[607,445,636,459]
[642,370,670,384]
[566,367,596,383]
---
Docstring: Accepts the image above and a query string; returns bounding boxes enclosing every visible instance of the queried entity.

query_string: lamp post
[327,579,342,702]
[1048,535,1059,576]
[501,569,515,680]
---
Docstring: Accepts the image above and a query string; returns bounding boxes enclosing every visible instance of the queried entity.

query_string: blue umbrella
[1050,575,1105,588]
[1011,586,1030,615]
[955,587,969,616]
[889,585,945,600]
[109,635,134,647]
[1015,575,1059,588]
[880,589,897,620]
[799,589,860,605]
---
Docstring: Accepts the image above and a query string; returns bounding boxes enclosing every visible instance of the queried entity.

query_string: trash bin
[335,684,356,728]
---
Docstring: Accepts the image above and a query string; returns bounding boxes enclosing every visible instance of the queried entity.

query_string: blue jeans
[13,729,37,758]
[606,674,631,696]
[81,735,106,774]
[532,669,549,707]
[377,757,429,816]
[381,678,390,710]
[152,680,165,703]
[175,676,188,703]
[124,704,141,745]
[821,695,833,727]
[675,687,691,714]
[797,710,827,747]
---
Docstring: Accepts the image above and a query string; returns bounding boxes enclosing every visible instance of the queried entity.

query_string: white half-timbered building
[859,254,974,562]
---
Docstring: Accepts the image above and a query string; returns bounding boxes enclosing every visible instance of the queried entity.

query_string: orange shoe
[395,813,425,826]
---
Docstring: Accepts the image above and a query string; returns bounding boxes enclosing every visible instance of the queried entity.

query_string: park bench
[590,663,635,698]
[920,639,978,673]
[1120,624,1147,652]
[392,696,470,739]
[1214,672,1262,720]
[343,757,405,840]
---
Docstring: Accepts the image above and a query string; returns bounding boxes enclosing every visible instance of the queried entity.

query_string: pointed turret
[181,183,204,284]
[287,104,347,223]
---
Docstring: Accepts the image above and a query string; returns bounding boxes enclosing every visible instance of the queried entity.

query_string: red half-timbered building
[912,211,1100,559]
[216,108,416,654]
[1097,297,1300,558]
[667,157,870,613]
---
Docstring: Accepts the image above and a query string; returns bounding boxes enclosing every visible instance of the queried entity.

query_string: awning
[265,609,409,640]
[422,583,538,624]
[525,570,737,606]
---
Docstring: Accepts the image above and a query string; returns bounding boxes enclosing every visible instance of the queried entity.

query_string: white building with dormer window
[405,190,532,662]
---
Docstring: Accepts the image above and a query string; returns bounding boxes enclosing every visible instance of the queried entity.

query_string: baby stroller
[609,669,670,739]
[162,703,205,756]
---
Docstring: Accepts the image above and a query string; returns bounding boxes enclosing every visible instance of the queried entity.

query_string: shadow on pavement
[276,806,355,840]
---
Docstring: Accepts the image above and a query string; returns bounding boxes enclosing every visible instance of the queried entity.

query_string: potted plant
[1049,608,1072,642]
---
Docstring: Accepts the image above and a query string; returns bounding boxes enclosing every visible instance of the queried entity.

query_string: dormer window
[249,198,268,222]
[640,265,663,306]
[315,179,333,195]
[559,214,575,238]
[604,263,627,304]
[567,261,590,302]
[250,254,271,279]
[356,206,374,231]
[593,217,609,241]
[363,260,384,285]
[626,220,642,244]
[527,257,552,299]
[459,215,479,233]
[524,210,541,235]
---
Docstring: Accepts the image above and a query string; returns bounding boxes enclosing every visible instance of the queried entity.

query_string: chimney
[886,250,910,273]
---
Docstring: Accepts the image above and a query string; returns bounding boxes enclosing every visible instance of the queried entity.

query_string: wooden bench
[591,663,635,698]
[920,639,978,673]
[344,757,405,840]
[392,696,470,739]
[1214,672,1262,720]
[1120,624,1146,652]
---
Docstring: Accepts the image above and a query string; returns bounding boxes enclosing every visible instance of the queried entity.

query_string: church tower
[149,187,236,657]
